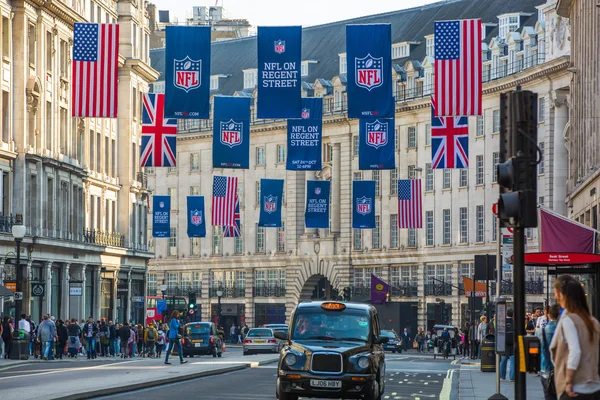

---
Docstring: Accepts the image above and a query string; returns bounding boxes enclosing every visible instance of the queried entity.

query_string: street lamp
[160,284,168,324]
[216,288,223,329]
[12,214,26,338]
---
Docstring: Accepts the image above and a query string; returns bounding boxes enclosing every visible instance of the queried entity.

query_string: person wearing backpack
[144,324,158,358]
[156,325,166,358]
[538,304,559,400]
[500,308,515,381]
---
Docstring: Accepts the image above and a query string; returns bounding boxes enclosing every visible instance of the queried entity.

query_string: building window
[256,224,265,253]
[459,169,468,187]
[212,226,222,255]
[353,172,362,181]
[210,75,219,90]
[256,147,265,166]
[353,135,359,156]
[255,181,261,206]
[390,214,398,248]
[392,43,409,59]
[538,97,546,123]
[425,163,434,191]
[492,215,498,241]
[426,36,434,57]
[538,142,545,174]
[301,61,309,77]
[390,168,398,195]
[276,144,285,164]
[276,223,285,253]
[190,186,200,196]
[353,229,362,251]
[190,153,200,171]
[168,166,178,174]
[539,196,545,206]
[234,235,243,255]
[476,205,484,243]
[460,207,468,244]
[168,228,177,256]
[408,165,416,180]
[408,228,416,247]
[373,171,381,197]
[476,155,484,185]
[148,273,157,296]
[443,169,451,189]
[426,211,434,246]
[339,53,347,74]
[493,109,500,133]
[190,238,200,256]
[476,116,484,137]
[492,152,499,183]
[443,209,451,245]
[372,216,381,250]
[408,126,417,148]
[243,69,257,89]
[425,123,431,146]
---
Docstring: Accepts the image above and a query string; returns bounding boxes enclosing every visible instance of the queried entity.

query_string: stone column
[94,266,101,320]
[81,265,87,321]
[126,269,132,323]
[44,262,52,316]
[332,143,341,235]
[112,270,119,322]
[61,263,70,320]
[244,268,255,327]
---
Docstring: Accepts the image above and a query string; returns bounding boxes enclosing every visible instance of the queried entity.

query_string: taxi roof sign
[321,302,346,311]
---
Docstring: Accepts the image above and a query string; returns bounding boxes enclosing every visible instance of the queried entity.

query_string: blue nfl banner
[287,97,323,171]
[352,181,376,229]
[346,24,394,118]
[187,196,206,238]
[212,96,251,169]
[359,116,396,170]
[305,180,330,229]
[165,26,211,119]
[259,179,284,228]
[152,196,171,238]
[257,26,302,119]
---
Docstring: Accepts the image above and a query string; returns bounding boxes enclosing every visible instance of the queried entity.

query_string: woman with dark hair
[550,275,600,399]
[56,320,68,359]
[164,310,187,365]
[1,316,13,359]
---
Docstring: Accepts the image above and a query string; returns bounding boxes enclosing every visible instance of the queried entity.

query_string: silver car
[243,328,279,355]
[262,324,289,351]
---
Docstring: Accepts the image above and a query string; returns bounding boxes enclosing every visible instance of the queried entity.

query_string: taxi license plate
[195,343,202,347]
[254,340,266,344]
[310,380,342,389]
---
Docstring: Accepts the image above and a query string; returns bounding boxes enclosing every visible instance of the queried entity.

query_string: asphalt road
[98,352,459,400]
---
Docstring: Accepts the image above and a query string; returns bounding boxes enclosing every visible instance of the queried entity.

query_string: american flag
[72,23,119,118]
[140,93,177,167]
[431,97,469,168]
[398,179,422,229]
[212,176,238,227]
[434,19,482,117]
[223,196,241,237]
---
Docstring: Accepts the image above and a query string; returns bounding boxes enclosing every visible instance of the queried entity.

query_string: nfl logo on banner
[264,195,278,214]
[190,209,202,226]
[187,196,206,238]
[366,120,388,149]
[355,54,383,91]
[159,202,165,208]
[274,40,285,54]
[174,56,201,93]
[357,196,372,215]
[152,196,171,238]
[220,120,243,148]
[301,108,310,119]
[315,187,321,195]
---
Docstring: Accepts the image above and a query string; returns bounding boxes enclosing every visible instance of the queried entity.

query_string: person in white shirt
[18,314,31,337]
[535,305,549,332]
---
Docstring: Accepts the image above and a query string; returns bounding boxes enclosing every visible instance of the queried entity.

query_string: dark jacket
[505,317,514,356]
[57,324,68,343]
[67,323,81,337]
[83,322,99,338]
[118,325,131,341]
[109,324,117,339]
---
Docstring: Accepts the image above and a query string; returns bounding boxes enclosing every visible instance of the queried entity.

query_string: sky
[150,0,441,28]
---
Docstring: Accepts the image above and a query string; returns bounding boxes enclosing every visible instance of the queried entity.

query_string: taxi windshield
[186,324,211,335]
[291,309,371,342]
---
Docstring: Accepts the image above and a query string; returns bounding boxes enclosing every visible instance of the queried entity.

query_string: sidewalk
[458,359,545,399]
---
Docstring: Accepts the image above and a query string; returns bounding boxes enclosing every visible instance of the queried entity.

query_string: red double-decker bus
[146,295,187,326]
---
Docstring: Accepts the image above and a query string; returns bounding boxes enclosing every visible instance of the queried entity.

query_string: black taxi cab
[274,301,388,400]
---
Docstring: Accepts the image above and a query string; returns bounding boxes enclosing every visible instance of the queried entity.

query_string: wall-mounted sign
[31,283,45,297]
[70,287,83,296]
[221,304,238,316]
[132,296,144,303]
[5,281,16,292]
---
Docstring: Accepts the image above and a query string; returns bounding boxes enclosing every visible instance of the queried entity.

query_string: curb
[0,358,124,373]
[56,358,279,400]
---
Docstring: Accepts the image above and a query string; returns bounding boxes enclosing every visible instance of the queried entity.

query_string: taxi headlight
[284,353,298,366]
[357,356,370,369]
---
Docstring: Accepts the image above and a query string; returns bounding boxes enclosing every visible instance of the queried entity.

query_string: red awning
[525,252,600,266]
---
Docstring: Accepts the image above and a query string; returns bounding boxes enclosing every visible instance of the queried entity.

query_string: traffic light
[343,287,351,301]
[188,293,197,310]
[497,90,539,228]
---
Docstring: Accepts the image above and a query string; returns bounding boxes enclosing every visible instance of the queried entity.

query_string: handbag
[541,326,557,398]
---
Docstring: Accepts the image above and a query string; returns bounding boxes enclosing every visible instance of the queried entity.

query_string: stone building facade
[147,0,570,332]
[0,0,156,324]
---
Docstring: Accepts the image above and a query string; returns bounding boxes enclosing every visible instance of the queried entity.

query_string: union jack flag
[140,93,177,167]
[431,97,469,169]
[223,196,241,237]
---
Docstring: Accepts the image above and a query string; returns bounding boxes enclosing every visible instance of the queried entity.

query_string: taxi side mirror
[373,335,389,345]
[274,331,288,341]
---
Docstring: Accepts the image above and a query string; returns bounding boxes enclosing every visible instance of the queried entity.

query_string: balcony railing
[351,285,371,299]
[83,229,126,247]
[209,286,246,298]
[253,284,286,297]
[0,215,16,234]
[136,171,148,188]
[501,280,545,295]
[390,284,418,297]
[165,287,201,297]
[424,283,453,296]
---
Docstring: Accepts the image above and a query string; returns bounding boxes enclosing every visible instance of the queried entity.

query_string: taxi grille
[310,353,343,374]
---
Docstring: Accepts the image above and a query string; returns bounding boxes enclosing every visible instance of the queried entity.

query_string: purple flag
[370,274,389,304]
[540,208,597,254]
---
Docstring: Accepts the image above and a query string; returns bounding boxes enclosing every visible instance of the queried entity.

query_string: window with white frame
[277,144,285,163]
[493,152,500,183]
[443,169,451,189]
[499,15,520,38]
[476,155,484,185]
[460,262,475,279]
[352,267,384,288]
[190,238,200,256]
[353,172,362,181]
[424,71,433,95]
[493,109,500,133]
[392,43,409,59]
[168,228,177,256]
[301,61,309,77]
[148,273,157,296]
[190,186,200,196]
[255,181,261,206]
[256,224,265,253]
[212,226,222,255]
[390,168,398,195]
[538,142,545,174]
[476,116,484,137]
[476,205,484,243]
[460,207,468,244]
[339,53,347,74]
[243,69,257,89]
[408,228,417,247]
[210,75,219,91]
[256,147,265,165]
[425,123,431,146]
[426,36,435,57]
[390,214,398,248]
[408,126,417,148]
[353,229,362,251]
[460,169,468,187]
[353,135,359,157]
[277,223,285,253]
[538,97,546,123]
[425,163,434,191]
[408,165,416,180]
[373,170,381,197]
[443,209,451,245]
[373,216,381,249]
[190,153,200,171]
[426,211,434,246]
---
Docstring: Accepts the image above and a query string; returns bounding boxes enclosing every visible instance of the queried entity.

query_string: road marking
[439,368,456,400]
[0,360,141,381]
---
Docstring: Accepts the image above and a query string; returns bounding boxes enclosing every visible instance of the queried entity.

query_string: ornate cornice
[40,0,85,27]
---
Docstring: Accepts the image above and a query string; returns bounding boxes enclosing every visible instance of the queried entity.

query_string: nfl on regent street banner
[187,196,206,238]
[259,179,284,228]
[305,180,330,229]
[257,26,302,119]
[212,96,251,169]
[152,196,171,238]
[165,26,211,119]
[346,24,394,119]
[352,180,376,229]
[287,97,323,171]
[359,116,395,170]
